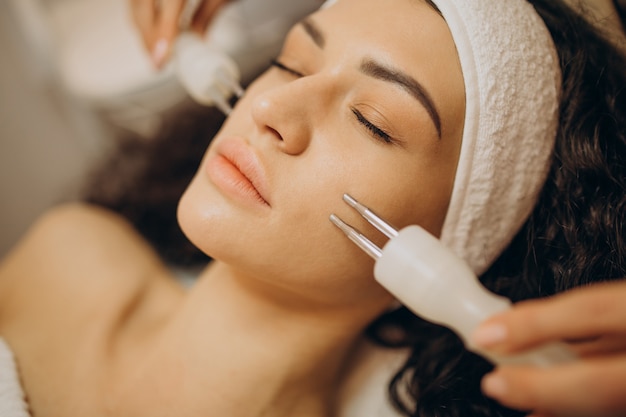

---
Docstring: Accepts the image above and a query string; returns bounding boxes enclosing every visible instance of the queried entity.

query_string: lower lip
[205,154,269,208]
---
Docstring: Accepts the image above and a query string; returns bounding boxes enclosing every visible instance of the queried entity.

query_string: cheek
[177,156,382,303]
[274,139,455,257]
[318,152,456,240]
[235,156,382,297]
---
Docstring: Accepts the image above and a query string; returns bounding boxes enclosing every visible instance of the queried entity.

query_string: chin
[177,174,213,255]
[177,173,253,261]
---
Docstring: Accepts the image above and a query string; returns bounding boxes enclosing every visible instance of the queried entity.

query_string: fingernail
[472,323,508,347]
[152,38,169,67]
[482,373,508,397]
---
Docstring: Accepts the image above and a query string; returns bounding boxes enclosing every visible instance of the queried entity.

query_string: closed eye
[270,59,305,78]
[351,108,395,144]
[271,59,397,146]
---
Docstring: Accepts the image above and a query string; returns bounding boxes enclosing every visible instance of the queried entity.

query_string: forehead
[316,0,449,45]
[314,0,465,140]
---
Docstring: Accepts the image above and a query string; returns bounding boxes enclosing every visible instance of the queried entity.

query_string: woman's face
[179,0,465,307]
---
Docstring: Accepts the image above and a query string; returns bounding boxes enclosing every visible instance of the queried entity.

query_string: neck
[116,261,387,417]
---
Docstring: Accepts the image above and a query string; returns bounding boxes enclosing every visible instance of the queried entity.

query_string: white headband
[321,0,561,275]
[431,0,561,275]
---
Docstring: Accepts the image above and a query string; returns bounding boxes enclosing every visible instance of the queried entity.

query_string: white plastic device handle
[173,0,321,111]
[375,225,576,366]
[175,33,240,113]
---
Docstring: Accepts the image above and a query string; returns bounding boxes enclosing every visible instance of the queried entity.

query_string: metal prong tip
[329,214,382,260]
[232,81,245,98]
[216,68,245,98]
[342,194,398,239]
[342,193,361,210]
[207,89,233,115]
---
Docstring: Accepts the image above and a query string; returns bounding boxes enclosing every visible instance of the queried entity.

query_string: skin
[100,1,626,415]
[0,1,465,416]
[177,0,466,306]
[472,280,626,417]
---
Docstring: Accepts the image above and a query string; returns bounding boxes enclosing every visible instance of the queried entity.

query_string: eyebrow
[300,18,325,48]
[298,17,443,139]
[359,59,442,138]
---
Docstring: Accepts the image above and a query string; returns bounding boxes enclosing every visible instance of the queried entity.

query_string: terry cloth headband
[320,0,561,276]
[430,0,561,275]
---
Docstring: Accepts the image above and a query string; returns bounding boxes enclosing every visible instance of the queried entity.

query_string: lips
[205,137,271,207]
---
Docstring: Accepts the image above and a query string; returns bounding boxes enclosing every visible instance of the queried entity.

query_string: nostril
[267,126,283,141]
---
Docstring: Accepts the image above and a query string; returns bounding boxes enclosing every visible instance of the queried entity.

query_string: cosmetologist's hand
[472,280,626,417]
[129,0,231,68]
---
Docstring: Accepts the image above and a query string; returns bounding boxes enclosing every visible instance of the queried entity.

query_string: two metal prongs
[329,194,398,260]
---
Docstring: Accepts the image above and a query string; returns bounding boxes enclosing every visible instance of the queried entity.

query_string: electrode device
[331,194,576,366]
[173,0,321,114]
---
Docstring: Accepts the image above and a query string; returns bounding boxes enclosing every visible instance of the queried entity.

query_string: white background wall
[0,0,108,257]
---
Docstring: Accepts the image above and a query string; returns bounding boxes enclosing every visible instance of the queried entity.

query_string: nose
[251,75,332,155]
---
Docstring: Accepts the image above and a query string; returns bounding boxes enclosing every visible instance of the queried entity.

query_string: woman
[1,1,625,417]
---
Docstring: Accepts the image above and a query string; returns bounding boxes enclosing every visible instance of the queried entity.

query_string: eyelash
[270,59,305,78]
[350,108,393,144]
[270,59,394,144]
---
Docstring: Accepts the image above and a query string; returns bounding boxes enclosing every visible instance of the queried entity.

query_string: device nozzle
[341,194,399,239]
[329,213,382,259]
[330,194,400,259]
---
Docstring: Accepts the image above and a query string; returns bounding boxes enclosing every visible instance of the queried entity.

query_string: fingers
[570,334,626,357]
[153,0,186,67]
[129,0,231,67]
[130,0,156,52]
[481,355,626,417]
[474,281,626,416]
[472,281,626,354]
[190,0,230,34]
[128,0,185,67]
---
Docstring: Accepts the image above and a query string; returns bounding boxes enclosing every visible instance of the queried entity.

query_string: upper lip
[215,137,271,205]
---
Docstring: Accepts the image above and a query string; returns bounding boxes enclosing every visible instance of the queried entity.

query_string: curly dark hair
[366,1,626,416]
[83,1,626,416]
[83,105,224,265]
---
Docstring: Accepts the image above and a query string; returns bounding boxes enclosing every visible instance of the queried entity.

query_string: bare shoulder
[0,204,189,415]
[0,203,176,325]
